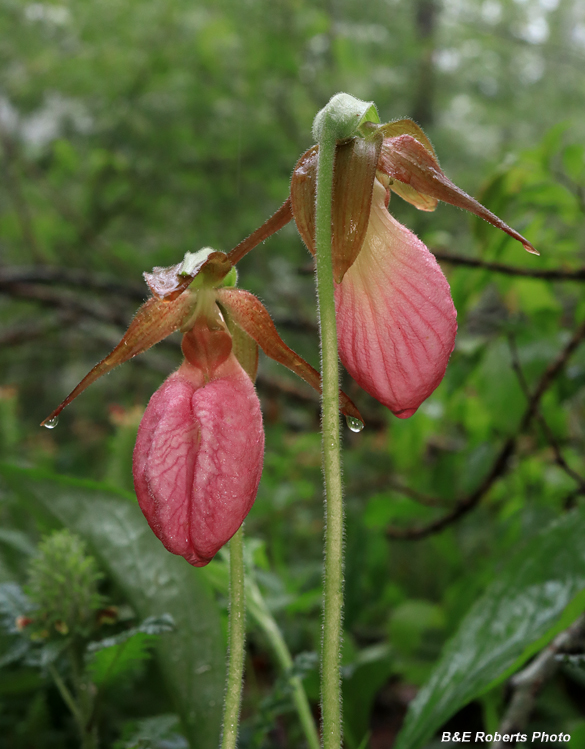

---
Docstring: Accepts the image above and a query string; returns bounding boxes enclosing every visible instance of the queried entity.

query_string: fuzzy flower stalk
[307,95,535,749]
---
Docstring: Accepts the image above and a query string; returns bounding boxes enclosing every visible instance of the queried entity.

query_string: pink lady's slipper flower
[290,118,536,418]
[42,249,362,566]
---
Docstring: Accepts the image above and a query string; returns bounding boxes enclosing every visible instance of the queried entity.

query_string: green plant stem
[221,526,246,749]
[68,645,98,749]
[49,649,97,749]
[48,662,84,729]
[248,578,320,749]
[314,120,344,748]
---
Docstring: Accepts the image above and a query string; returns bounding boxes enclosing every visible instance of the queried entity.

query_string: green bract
[312,93,380,144]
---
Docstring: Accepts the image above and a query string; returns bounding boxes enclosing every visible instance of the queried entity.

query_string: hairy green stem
[48,662,84,729]
[315,120,344,748]
[62,645,98,749]
[247,578,320,749]
[221,526,246,749]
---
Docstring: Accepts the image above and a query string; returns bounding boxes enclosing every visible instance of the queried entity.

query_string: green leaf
[0,583,33,632]
[116,713,189,749]
[394,508,585,749]
[0,638,30,668]
[562,143,585,182]
[0,465,225,749]
[88,614,175,653]
[557,653,585,672]
[88,631,158,686]
[342,643,393,749]
[0,529,36,557]
[86,615,175,686]
[25,639,70,670]
[389,600,444,657]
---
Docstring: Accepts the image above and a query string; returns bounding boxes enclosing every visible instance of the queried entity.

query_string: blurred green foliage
[26,529,104,638]
[2,0,585,746]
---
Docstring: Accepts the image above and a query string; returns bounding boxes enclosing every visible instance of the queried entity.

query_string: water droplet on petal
[345,415,364,433]
[44,416,59,430]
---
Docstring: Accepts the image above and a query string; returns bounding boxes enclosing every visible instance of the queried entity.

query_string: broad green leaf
[26,639,70,670]
[0,639,30,668]
[562,144,585,182]
[394,508,585,749]
[0,465,225,749]
[568,722,585,749]
[115,713,189,749]
[0,583,33,631]
[389,600,444,658]
[511,279,562,315]
[87,631,159,686]
[342,643,393,749]
[0,529,36,557]
[86,614,176,686]
[88,614,175,653]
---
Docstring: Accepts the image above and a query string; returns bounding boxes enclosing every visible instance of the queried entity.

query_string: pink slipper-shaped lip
[133,350,264,567]
[335,177,457,418]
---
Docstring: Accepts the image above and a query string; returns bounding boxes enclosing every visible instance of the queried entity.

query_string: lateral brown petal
[290,139,382,280]
[221,303,259,382]
[378,120,438,210]
[41,292,198,426]
[386,180,438,212]
[290,145,318,255]
[380,135,538,255]
[217,288,364,423]
[379,119,438,158]
[332,136,381,282]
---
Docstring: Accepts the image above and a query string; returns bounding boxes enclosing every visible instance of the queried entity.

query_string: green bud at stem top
[312,92,380,144]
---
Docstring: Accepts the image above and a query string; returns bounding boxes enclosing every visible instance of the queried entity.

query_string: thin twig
[0,266,146,300]
[0,269,317,335]
[507,334,585,492]
[386,479,450,508]
[299,252,585,282]
[433,250,585,281]
[492,615,585,748]
[0,281,131,328]
[0,313,75,347]
[552,169,585,214]
[386,319,585,540]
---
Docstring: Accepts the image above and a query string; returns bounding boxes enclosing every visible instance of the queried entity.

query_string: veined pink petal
[335,177,457,418]
[133,353,264,566]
